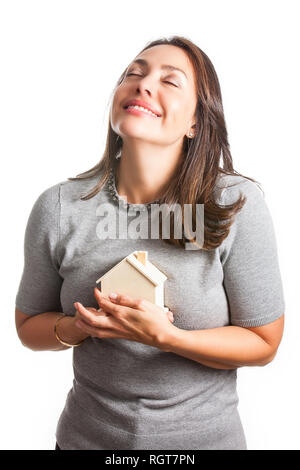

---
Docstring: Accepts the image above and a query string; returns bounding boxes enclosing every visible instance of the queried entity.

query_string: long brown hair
[68,35,261,250]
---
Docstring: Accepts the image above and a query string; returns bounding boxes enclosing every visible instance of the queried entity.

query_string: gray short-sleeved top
[15,168,285,450]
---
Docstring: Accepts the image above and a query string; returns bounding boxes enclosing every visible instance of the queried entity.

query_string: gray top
[15,168,285,450]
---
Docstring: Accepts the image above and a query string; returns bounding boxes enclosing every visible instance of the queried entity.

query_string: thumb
[167,311,174,322]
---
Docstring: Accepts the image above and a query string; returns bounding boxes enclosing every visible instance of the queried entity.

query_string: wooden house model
[96,251,169,312]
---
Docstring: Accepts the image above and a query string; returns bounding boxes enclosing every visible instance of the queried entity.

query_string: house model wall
[96,251,169,312]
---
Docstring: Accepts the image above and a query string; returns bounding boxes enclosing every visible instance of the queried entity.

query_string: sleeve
[219,178,285,327]
[15,184,63,316]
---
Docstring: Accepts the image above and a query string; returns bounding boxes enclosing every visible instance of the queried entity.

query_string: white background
[1,0,299,450]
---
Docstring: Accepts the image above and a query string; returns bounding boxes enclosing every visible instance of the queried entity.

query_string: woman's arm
[15,308,89,351]
[159,315,284,368]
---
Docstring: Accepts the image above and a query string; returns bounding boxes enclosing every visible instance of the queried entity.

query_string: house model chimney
[135,251,147,266]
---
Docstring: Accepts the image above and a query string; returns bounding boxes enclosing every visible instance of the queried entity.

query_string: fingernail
[109,293,117,299]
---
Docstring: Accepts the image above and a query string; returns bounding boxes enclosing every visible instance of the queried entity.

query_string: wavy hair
[68,35,261,250]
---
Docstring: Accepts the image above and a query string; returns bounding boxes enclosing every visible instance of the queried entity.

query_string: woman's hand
[74,288,175,350]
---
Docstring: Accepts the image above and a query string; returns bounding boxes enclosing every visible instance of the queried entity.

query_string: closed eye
[127,73,178,87]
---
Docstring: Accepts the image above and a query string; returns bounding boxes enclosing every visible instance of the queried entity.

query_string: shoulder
[27,173,103,220]
[217,174,276,263]
[35,171,106,207]
[59,173,103,200]
[215,173,264,208]
[217,174,276,253]
[28,181,61,218]
[214,173,271,247]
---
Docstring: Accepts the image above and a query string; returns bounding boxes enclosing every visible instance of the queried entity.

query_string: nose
[136,85,151,97]
[135,75,155,96]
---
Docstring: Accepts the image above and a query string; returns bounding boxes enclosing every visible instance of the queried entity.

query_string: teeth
[127,105,158,117]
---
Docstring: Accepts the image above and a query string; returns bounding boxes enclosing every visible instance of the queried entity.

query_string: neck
[115,140,184,204]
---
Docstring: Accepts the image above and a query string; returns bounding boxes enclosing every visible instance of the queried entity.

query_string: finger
[75,302,109,327]
[75,319,124,339]
[94,287,110,308]
[94,289,131,315]
[94,294,124,317]
[96,289,144,310]
[96,308,110,317]
[74,310,104,325]
[167,311,174,322]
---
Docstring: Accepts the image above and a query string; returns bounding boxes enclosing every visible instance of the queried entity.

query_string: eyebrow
[129,58,187,79]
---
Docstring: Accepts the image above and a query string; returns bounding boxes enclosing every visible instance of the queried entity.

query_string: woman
[15,36,285,450]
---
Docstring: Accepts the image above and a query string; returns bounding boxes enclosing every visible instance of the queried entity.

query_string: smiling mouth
[124,105,161,118]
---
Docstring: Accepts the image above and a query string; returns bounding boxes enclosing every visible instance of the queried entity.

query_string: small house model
[96,251,169,312]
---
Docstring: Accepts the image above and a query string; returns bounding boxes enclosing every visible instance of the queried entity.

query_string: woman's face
[110,44,198,146]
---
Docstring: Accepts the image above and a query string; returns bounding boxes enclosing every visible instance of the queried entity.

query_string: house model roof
[96,251,167,286]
